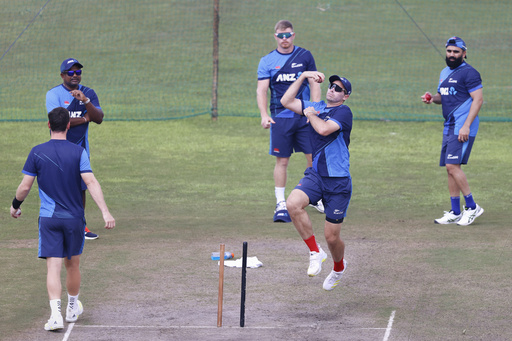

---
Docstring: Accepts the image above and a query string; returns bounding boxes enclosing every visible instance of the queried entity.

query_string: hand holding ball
[424,92,432,102]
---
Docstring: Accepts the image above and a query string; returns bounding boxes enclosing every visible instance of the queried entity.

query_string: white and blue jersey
[22,140,92,219]
[301,100,353,178]
[437,62,482,136]
[46,84,101,155]
[258,46,317,118]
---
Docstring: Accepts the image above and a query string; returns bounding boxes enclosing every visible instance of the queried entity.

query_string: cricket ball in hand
[424,93,432,101]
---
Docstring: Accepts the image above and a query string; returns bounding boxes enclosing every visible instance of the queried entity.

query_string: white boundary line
[383,310,396,341]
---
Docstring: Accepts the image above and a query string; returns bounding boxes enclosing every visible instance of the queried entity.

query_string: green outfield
[1,118,511,340]
[1,0,511,339]
[1,0,511,121]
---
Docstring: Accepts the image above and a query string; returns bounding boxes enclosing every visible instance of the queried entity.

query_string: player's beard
[445,55,464,69]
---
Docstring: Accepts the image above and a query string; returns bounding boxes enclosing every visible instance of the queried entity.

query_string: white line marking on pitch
[62,322,74,341]
[383,310,396,341]
[73,324,391,330]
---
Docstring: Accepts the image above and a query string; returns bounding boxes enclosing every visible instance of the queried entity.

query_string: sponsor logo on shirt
[439,87,457,96]
[64,101,70,105]
[448,78,457,83]
[276,73,297,82]
[69,111,83,118]
[291,63,303,68]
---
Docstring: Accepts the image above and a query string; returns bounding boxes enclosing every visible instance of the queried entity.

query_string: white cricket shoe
[66,300,84,323]
[323,259,347,291]
[434,210,463,224]
[457,204,484,226]
[44,314,64,331]
[307,247,327,277]
[309,200,325,213]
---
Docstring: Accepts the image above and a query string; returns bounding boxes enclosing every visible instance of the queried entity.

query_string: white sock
[49,299,61,317]
[68,293,79,311]
[275,187,286,203]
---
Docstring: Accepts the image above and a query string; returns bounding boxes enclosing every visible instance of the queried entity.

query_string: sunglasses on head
[65,70,82,76]
[329,83,345,93]
[274,32,294,39]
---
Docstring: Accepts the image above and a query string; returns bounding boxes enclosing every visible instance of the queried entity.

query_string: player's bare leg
[64,255,81,295]
[274,157,289,188]
[324,221,344,262]
[47,258,63,299]
[287,189,313,239]
[446,164,470,197]
[288,189,327,276]
[45,257,64,330]
[323,221,347,290]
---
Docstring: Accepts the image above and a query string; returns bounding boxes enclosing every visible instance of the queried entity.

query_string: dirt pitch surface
[5,206,511,341]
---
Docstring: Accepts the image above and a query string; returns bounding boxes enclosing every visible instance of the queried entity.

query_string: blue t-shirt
[22,139,92,218]
[258,46,317,118]
[301,100,352,178]
[437,62,482,136]
[46,84,101,155]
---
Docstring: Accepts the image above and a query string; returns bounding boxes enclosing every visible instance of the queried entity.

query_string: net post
[211,0,219,121]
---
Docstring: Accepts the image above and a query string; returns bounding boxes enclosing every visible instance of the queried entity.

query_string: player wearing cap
[281,71,353,291]
[46,58,105,239]
[257,20,323,223]
[422,37,484,226]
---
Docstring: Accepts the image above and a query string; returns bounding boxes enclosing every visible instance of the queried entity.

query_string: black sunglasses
[329,83,345,93]
[65,70,82,76]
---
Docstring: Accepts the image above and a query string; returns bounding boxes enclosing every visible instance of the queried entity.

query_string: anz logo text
[276,73,297,82]
[69,111,83,118]
[439,87,457,96]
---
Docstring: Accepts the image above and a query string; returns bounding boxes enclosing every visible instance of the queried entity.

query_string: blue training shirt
[22,139,92,219]
[437,62,482,136]
[46,84,101,155]
[301,100,353,178]
[258,46,317,118]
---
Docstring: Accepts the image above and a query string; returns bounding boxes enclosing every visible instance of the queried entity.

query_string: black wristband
[12,197,23,209]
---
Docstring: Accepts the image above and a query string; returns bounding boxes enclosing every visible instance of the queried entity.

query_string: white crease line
[62,322,74,341]
[73,324,390,330]
[74,324,318,329]
[383,310,396,341]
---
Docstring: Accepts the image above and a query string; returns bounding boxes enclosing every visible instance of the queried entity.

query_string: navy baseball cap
[445,36,466,51]
[329,75,352,95]
[60,58,83,72]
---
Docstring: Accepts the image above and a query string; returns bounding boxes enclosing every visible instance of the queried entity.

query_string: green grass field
[1,0,511,339]
[1,0,511,121]
[1,118,511,340]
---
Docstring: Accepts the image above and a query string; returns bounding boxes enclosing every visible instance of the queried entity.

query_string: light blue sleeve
[80,149,92,173]
[257,56,271,80]
[46,90,60,113]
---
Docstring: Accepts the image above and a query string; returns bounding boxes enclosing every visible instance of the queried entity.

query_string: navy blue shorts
[269,115,312,158]
[440,134,475,166]
[295,167,352,224]
[38,217,85,259]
